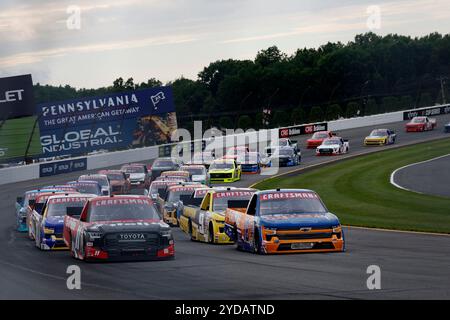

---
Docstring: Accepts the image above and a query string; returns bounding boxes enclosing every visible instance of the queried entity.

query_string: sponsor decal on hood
[92,198,152,206]
[214,191,254,198]
[260,192,318,201]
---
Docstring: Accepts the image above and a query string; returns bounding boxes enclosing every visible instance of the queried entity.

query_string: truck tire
[188,219,193,236]
[253,229,262,254]
[208,223,215,244]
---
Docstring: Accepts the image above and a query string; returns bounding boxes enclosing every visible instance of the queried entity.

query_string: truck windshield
[210,163,233,170]
[412,118,425,123]
[274,149,293,156]
[153,160,174,168]
[122,166,145,173]
[88,199,160,222]
[312,132,328,139]
[259,198,327,215]
[167,189,196,203]
[370,130,387,137]
[73,183,101,195]
[79,176,108,187]
[322,139,340,145]
[106,173,125,181]
[47,200,88,217]
[237,154,258,163]
[150,184,167,196]
[213,196,252,212]
[183,167,204,175]
[276,139,289,146]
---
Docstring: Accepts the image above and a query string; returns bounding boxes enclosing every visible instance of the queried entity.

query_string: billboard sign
[403,104,450,120]
[0,74,41,163]
[36,87,178,157]
[279,122,328,138]
[0,74,35,119]
[39,158,87,177]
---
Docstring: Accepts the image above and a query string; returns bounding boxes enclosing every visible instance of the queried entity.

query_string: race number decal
[244,216,254,243]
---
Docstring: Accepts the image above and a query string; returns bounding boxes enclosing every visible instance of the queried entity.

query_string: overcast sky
[1,0,449,88]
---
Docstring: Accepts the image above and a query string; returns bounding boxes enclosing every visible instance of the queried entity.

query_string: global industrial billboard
[36,87,178,157]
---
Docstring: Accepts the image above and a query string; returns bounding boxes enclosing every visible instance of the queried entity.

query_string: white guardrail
[0,105,445,186]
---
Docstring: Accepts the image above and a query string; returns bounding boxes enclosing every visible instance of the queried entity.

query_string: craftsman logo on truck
[214,191,254,198]
[260,192,319,201]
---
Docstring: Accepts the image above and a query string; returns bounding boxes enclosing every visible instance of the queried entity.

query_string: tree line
[33,32,450,132]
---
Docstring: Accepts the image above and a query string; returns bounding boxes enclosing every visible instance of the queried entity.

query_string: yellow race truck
[179,187,256,244]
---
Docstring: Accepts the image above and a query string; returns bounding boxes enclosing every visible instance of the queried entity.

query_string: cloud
[0,34,197,68]
[219,0,450,44]
[0,0,162,42]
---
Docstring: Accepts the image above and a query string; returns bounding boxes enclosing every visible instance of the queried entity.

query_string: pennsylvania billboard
[0,74,41,163]
[36,87,178,157]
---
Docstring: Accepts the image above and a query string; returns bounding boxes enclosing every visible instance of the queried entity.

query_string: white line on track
[249,136,450,188]
[250,138,450,236]
[345,225,450,237]
[0,258,162,299]
[389,153,450,194]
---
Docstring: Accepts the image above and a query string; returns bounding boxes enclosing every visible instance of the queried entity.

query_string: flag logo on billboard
[151,91,166,109]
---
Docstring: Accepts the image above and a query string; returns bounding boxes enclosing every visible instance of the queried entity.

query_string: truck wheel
[232,225,238,242]
[188,219,193,236]
[70,234,77,259]
[253,229,262,254]
[236,240,243,251]
[208,223,215,244]
[34,229,40,249]
[79,236,86,261]
[190,224,196,241]
[29,222,35,240]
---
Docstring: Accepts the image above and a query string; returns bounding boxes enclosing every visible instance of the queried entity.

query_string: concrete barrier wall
[0,105,441,185]
[86,145,159,170]
[328,111,403,131]
[0,162,40,183]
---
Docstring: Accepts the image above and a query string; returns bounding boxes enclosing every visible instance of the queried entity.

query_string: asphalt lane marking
[249,136,450,188]
[8,230,16,245]
[345,225,450,237]
[390,153,450,194]
[0,258,163,299]
[249,138,450,237]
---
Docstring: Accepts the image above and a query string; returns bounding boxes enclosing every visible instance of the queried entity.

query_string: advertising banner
[0,74,41,163]
[39,158,87,177]
[0,74,35,119]
[36,87,178,157]
[403,104,450,120]
[279,122,328,138]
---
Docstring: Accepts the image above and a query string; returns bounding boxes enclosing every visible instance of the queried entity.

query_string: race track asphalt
[392,154,450,198]
[1,114,450,299]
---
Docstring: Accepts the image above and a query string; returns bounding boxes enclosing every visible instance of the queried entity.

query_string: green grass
[254,138,450,233]
[0,116,41,161]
